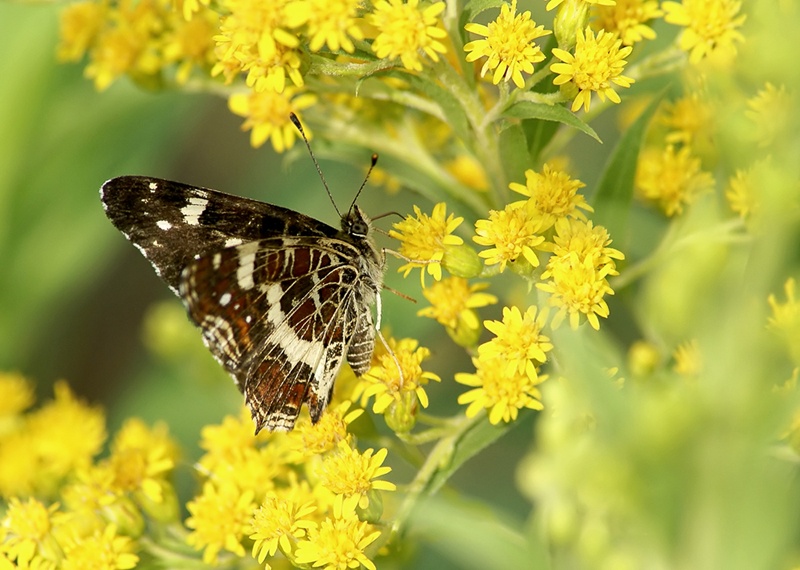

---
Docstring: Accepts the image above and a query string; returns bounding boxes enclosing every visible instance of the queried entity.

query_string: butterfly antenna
[349,153,379,214]
[290,113,342,218]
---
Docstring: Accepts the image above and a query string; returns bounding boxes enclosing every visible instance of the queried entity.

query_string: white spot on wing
[264,284,331,391]
[156,220,172,231]
[219,292,232,306]
[225,237,243,248]
[212,253,222,270]
[180,196,208,226]
[236,242,259,290]
[149,182,158,191]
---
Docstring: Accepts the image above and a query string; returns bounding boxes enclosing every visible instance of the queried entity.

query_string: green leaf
[504,101,600,142]
[498,122,530,184]
[425,414,527,496]
[462,0,507,22]
[592,90,667,242]
[398,72,472,144]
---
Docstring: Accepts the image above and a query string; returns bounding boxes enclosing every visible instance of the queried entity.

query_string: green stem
[389,412,483,539]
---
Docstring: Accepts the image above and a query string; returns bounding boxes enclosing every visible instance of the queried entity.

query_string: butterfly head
[342,205,372,240]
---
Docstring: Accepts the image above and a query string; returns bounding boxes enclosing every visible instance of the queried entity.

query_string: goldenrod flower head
[590,0,662,46]
[0,371,35,421]
[228,89,317,151]
[57,1,107,62]
[673,339,702,377]
[418,277,498,346]
[456,355,546,424]
[161,9,218,84]
[1,497,61,568]
[473,203,547,273]
[725,165,756,220]
[628,339,661,377]
[289,400,364,458]
[294,495,381,570]
[464,0,552,89]
[26,381,106,487]
[537,218,623,330]
[551,27,634,112]
[745,83,794,148]
[390,203,464,285]
[635,144,715,216]
[660,92,715,146]
[369,0,448,72]
[662,0,746,64]
[317,441,396,506]
[108,419,176,506]
[61,524,139,570]
[284,0,365,53]
[249,493,317,563]
[175,0,212,20]
[479,305,553,380]
[769,278,800,364]
[445,154,489,192]
[509,164,592,230]
[185,481,256,564]
[361,337,441,415]
[213,0,303,91]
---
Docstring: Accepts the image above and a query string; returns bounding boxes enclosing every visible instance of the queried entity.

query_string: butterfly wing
[100,176,340,293]
[181,236,373,432]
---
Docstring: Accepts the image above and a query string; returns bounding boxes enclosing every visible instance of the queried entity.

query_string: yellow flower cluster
[0,375,396,569]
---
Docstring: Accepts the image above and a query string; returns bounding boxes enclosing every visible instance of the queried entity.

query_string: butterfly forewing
[100,176,340,293]
[100,175,385,432]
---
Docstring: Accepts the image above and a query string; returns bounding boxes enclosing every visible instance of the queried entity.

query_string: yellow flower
[768,278,800,364]
[590,0,663,46]
[660,92,715,146]
[537,218,623,330]
[293,495,381,570]
[509,164,592,230]
[284,0,365,53]
[0,371,35,420]
[473,203,547,272]
[725,165,756,220]
[288,400,364,458]
[551,27,634,112]
[161,7,218,84]
[390,203,464,285]
[212,0,303,91]
[745,83,794,148]
[0,497,61,569]
[370,0,448,71]
[228,88,317,150]
[479,305,553,379]
[360,338,441,432]
[444,154,489,192]
[26,381,106,490]
[456,355,546,425]
[662,0,746,64]
[418,277,497,346]
[464,0,552,89]
[57,1,107,62]
[673,340,702,377]
[185,481,256,564]
[107,419,176,508]
[61,524,139,570]
[317,441,396,507]
[249,492,317,563]
[635,144,715,216]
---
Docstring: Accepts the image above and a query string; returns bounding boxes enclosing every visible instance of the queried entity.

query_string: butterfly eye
[351,220,369,237]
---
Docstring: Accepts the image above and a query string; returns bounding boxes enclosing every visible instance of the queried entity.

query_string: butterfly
[100,126,385,433]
